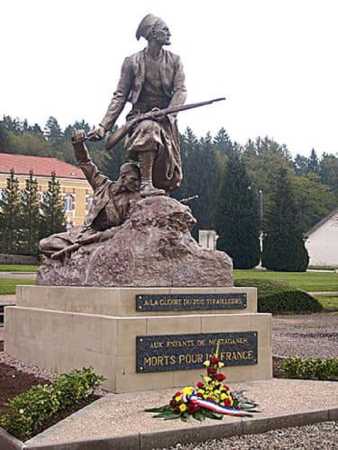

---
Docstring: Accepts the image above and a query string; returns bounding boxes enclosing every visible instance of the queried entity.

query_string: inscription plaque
[136,331,257,373]
[136,293,247,312]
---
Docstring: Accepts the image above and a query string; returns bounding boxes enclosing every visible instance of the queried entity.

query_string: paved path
[0,272,36,279]
[308,291,338,296]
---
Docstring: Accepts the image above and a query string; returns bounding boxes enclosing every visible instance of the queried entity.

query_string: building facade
[305,208,338,268]
[0,153,91,228]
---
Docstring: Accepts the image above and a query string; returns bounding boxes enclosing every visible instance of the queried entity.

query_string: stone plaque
[136,331,257,373]
[136,293,247,312]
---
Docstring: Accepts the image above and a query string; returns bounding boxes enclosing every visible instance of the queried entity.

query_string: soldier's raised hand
[87,125,106,141]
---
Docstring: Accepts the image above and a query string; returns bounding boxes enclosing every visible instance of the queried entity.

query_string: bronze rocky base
[37,196,233,287]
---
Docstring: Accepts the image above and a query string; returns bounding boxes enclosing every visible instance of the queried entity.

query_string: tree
[262,168,309,272]
[40,172,66,239]
[291,173,336,232]
[216,151,260,269]
[308,148,320,174]
[21,172,41,255]
[294,154,309,176]
[320,152,338,195]
[101,126,125,181]
[44,116,63,144]
[0,170,23,254]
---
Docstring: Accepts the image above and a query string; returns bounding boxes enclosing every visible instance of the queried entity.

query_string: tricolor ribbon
[189,395,252,417]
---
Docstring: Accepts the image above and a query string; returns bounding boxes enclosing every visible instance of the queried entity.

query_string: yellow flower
[197,389,204,395]
[182,386,193,396]
[203,376,211,383]
[218,362,224,368]
[220,393,227,401]
[214,390,220,396]
[203,360,210,367]
[175,396,182,402]
[179,404,187,413]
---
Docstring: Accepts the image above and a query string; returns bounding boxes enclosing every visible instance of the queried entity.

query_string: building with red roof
[0,153,91,227]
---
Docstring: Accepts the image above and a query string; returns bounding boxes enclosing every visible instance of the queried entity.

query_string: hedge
[235,278,322,313]
[282,357,338,381]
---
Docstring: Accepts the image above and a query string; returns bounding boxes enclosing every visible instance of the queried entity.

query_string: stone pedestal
[5,285,272,393]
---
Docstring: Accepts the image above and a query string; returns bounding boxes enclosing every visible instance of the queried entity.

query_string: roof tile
[0,153,85,179]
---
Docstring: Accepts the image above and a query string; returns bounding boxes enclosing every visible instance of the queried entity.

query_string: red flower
[175,391,182,397]
[215,373,225,381]
[188,401,200,414]
[223,398,232,407]
[223,384,229,391]
[196,381,204,388]
[207,367,217,375]
[210,355,219,364]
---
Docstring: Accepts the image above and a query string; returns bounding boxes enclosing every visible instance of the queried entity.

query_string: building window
[85,194,93,211]
[64,194,75,212]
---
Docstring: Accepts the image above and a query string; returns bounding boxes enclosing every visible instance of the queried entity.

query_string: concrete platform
[1,378,335,450]
[6,286,272,392]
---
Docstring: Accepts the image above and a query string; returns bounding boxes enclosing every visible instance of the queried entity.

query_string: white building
[305,208,338,268]
[198,230,219,251]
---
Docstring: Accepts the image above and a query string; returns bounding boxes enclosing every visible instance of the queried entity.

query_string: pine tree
[21,172,40,255]
[308,148,319,174]
[40,172,66,239]
[216,151,260,268]
[262,168,309,272]
[0,170,23,254]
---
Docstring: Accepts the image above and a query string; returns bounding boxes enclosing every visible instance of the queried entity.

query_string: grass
[234,269,338,292]
[0,278,35,295]
[315,296,338,311]
[0,264,38,272]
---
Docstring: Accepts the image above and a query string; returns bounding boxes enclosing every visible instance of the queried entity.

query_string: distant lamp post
[258,189,264,266]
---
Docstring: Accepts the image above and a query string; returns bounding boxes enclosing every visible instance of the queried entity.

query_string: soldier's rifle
[93,97,226,150]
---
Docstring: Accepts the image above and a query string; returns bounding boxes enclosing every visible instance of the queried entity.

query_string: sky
[1,0,338,157]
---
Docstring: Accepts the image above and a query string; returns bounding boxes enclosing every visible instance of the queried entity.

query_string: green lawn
[315,296,338,311]
[0,278,35,295]
[0,264,38,272]
[234,270,338,292]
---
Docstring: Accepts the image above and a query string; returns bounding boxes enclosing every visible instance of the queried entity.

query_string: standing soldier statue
[89,14,187,197]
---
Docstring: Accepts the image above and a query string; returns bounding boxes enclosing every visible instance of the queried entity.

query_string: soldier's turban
[136,14,163,40]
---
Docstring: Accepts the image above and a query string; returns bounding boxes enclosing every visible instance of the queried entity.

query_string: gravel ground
[163,421,338,450]
[272,313,338,358]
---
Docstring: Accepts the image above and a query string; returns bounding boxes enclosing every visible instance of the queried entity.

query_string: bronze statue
[89,14,187,197]
[39,130,141,259]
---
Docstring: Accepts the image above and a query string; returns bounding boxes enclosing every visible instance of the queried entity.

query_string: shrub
[282,357,338,381]
[0,367,104,441]
[235,279,322,314]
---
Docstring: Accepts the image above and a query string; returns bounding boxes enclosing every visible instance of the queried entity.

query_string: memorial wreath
[145,346,259,421]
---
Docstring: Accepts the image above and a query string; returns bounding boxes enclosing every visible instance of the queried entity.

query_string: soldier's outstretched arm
[88,57,134,141]
[72,130,110,192]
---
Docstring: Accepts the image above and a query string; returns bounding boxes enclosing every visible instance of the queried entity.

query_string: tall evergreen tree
[40,172,66,239]
[21,172,40,255]
[0,170,23,254]
[320,152,338,195]
[44,116,63,144]
[262,168,309,272]
[101,127,125,181]
[294,154,309,175]
[216,151,260,269]
[308,148,320,174]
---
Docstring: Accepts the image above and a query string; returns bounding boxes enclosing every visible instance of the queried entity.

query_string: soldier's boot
[138,151,165,197]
